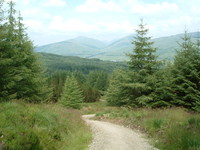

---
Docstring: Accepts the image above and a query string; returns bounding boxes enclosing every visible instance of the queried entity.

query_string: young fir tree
[127,19,158,75]
[147,64,174,107]
[171,31,200,111]
[125,20,159,106]
[60,76,83,109]
[105,69,130,106]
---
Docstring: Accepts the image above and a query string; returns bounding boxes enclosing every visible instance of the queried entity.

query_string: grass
[82,101,200,150]
[0,101,92,150]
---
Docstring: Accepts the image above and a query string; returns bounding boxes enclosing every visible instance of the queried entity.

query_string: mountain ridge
[35,32,200,61]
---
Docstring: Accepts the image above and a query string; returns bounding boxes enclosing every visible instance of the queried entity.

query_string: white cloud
[48,16,135,35]
[5,0,32,5]
[24,19,44,32]
[21,8,51,20]
[42,0,66,7]
[49,16,97,32]
[98,21,135,33]
[76,0,124,13]
[5,0,18,2]
[130,2,178,14]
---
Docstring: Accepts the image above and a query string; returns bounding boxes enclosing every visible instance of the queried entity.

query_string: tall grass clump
[0,101,92,150]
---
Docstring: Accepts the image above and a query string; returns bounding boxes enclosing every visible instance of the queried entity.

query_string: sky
[6,0,200,46]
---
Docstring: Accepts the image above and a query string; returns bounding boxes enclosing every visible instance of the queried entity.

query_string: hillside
[35,32,200,61]
[40,53,127,74]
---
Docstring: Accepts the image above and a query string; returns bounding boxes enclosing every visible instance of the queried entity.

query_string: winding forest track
[82,114,156,150]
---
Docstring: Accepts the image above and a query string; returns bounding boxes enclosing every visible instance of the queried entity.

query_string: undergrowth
[0,101,92,150]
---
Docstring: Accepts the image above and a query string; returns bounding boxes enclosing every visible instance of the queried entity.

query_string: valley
[36,32,200,61]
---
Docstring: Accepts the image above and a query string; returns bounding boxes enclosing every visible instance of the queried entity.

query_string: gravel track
[82,114,156,150]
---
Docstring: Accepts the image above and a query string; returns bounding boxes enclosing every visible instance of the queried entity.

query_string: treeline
[48,70,108,104]
[105,20,200,112]
[40,53,126,74]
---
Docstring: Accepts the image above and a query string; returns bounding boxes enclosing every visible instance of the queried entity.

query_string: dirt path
[82,114,156,150]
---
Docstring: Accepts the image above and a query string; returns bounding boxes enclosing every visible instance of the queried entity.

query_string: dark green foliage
[0,1,50,102]
[47,71,105,103]
[170,32,200,111]
[127,19,159,74]
[72,71,102,102]
[82,84,100,102]
[87,71,108,92]
[106,22,200,111]
[60,76,83,109]
[47,71,70,102]
[147,64,174,107]
[0,1,18,101]
[146,32,200,110]
[125,20,159,106]
[106,20,159,107]
[3,129,42,150]
[40,53,127,74]
[105,69,131,106]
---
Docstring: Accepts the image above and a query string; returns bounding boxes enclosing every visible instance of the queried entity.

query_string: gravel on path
[82,114,157,150]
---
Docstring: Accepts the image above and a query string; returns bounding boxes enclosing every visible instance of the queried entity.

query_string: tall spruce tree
[171,31,200,111]
[127,19,158,75]
[0,1,50,102]
[14,12,50,102]
[0,1,18,101]
[60,76,83,109]
[126,20,159,106]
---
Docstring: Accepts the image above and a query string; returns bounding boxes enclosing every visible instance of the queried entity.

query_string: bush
[3,129,42,150]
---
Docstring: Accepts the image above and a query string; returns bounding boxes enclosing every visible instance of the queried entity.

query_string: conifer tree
[125,20,159,106]
[127,19,159,75]
[0,1,18,101]
[0,1,50,102]
[147,64,174,107]
[104,68,136,106]
[60,76,83,109]
[171,31,200,111]
[14,12,51,102]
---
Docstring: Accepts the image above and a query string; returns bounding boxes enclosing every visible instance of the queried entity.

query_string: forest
[0,1,200,150]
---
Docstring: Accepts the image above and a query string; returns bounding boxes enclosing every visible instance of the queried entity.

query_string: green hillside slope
[40,53,126,74]
[36,32,200,61]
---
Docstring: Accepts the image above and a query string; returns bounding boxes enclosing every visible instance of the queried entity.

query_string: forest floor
[83,114,156,150]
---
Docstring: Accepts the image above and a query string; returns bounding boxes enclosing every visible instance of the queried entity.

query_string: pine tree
[147,64,174,107]
[171,31,200,111]
[0,1,19,101]
[127,19,159,75]
[0,2,50,102]
[105,69,131,106]
[48,71,70,102]
[125,20,159,106]
[60,76,83,109]
[14,12,51,102]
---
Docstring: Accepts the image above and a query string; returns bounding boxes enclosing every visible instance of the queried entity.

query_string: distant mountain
[35,37,107,57]
[35,32,200,61]
[68,36,107,49]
